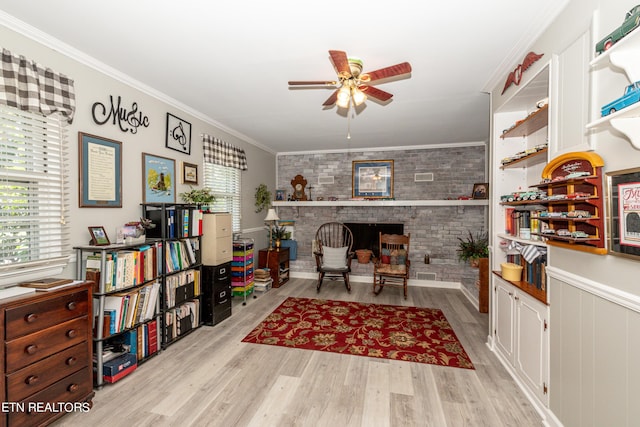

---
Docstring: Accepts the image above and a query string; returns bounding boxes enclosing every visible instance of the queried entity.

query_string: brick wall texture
[275,146,487,298]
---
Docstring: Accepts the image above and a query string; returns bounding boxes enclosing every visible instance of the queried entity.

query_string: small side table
[258,247,290,287]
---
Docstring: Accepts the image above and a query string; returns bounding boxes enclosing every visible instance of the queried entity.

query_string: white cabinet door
[515,292,549,405]
[494,280,515,363]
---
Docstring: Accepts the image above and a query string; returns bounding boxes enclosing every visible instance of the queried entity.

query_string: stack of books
[254,269,272,293]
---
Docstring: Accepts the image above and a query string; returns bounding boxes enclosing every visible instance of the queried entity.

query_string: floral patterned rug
[242,297,474,369]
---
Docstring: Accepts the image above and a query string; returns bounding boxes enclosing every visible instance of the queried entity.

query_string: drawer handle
[25,313,38,323]
[25,345,38,355]
[66,301,77,310]
[219,298,228,304]
[68,383,79,393]
[66,329,78,338]
[25,375,39,385]
[66,356,77,366]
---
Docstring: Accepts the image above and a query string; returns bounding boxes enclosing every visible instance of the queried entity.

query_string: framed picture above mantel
[352,160,394,199]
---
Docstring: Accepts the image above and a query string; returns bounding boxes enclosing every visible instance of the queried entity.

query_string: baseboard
[289,271,461,289]
[459,284,479,311]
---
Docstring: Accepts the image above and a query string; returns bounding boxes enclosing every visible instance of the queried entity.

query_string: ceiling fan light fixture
[352,87,367,106]
[336,86,351,108]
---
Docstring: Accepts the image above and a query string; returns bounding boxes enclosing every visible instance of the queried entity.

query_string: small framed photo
[352,160,394,199]
[88,226,110,246]
[472,183,489,199]
[275,189,286,201]
[181,162,198,185]
[165,113,192,154]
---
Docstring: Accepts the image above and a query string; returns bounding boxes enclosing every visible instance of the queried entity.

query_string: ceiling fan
[288,50,412,108]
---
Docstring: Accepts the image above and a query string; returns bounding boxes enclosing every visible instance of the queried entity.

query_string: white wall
[0,22,276,280]
[492,1,640,425]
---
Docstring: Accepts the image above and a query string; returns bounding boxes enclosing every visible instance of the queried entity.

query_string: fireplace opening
[345,222,404,257]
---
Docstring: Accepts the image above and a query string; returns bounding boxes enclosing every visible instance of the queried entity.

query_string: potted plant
[272,224,288,248]
[255,184,272,213]
[179,186,215,210]
[457,230,489,267]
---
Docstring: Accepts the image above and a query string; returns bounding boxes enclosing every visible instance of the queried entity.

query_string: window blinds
[203,162,241,232]
[0,105,70,271]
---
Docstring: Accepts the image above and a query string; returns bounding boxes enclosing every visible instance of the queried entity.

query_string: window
[203,162,241,232]
[0,105,70,281]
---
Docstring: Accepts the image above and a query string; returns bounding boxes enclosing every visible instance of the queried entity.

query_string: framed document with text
[79,132,122,208]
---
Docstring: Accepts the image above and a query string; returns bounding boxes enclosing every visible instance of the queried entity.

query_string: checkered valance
[202,134,248,170]
[0,48,76,124]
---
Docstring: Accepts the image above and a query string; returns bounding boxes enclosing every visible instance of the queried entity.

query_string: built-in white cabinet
[494,277,549,406]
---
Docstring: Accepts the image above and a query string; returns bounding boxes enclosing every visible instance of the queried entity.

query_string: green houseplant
[179,186,215,205]
[457,230,489,266]
[255,183,272,213]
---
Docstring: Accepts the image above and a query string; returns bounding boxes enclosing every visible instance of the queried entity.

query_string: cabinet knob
[67,383,79,393]
[25,345,38,355]
[66,356,77,366]
[25,313,38,323]
[66,329,77,338]
[66,301,77,310]
[25,375,39,385]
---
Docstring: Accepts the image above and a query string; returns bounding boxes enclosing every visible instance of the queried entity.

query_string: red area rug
[242,297,474,369]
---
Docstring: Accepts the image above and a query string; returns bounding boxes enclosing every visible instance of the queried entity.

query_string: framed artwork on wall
[78,132,122,208]
[142,152,176,203]
[165,112,192,154]
[472,183,489,199]
[607,167,640,260]
[181,161,198,184]
[352,160,394,199]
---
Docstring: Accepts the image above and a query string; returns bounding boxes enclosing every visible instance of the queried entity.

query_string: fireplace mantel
[273,199,488,207]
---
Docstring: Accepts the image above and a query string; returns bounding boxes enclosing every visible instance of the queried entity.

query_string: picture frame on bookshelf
[78,132,122,208]
[165,113,192,154]
[472,183,489,199]
[181,161,198,185]
[88,226,110,246]
[606,167,640,260]
[352,160,394,199]
[142,153,176,203]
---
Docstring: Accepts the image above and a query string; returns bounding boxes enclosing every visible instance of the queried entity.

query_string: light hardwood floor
[56,278,543,427]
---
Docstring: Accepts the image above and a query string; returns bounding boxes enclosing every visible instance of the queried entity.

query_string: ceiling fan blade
[359,85,394,102]
[360,62,412,82]
[322,89,339,106]
[329,50,351,79]
[288,80,338,86]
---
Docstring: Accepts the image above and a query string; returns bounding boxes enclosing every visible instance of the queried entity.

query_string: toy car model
[601,81,640,117]
[540,211,564,218]
[556,229,571,237]
[518,190,544,201]
[565,171,591,179]
[566,210,592,218]
[566,192,591,199]
[540,229,556,234]
[571,231,589,238]
[595,5,640,54]
[501,192,521,203]
[548,194,568,201]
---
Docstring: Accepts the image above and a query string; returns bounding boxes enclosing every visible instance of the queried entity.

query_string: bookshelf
[141,203,203,348]
[74,241,162,387]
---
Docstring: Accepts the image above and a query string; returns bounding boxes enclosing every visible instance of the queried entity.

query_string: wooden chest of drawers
[1,282,94,427]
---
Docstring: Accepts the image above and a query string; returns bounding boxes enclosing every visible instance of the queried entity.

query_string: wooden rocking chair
[373,232,411,299]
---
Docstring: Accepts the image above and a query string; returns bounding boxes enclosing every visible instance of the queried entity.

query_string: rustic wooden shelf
[500,104,549,139]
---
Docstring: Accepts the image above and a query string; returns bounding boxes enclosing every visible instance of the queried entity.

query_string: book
[19,277,73,289]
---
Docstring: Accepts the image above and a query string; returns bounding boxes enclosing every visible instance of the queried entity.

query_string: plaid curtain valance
[0,48,76,124]
[203,134,248,171]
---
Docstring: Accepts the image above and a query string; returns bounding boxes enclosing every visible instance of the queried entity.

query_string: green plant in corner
[457,230,489,264]
[179,186,216,205]
[255,183,272,213]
